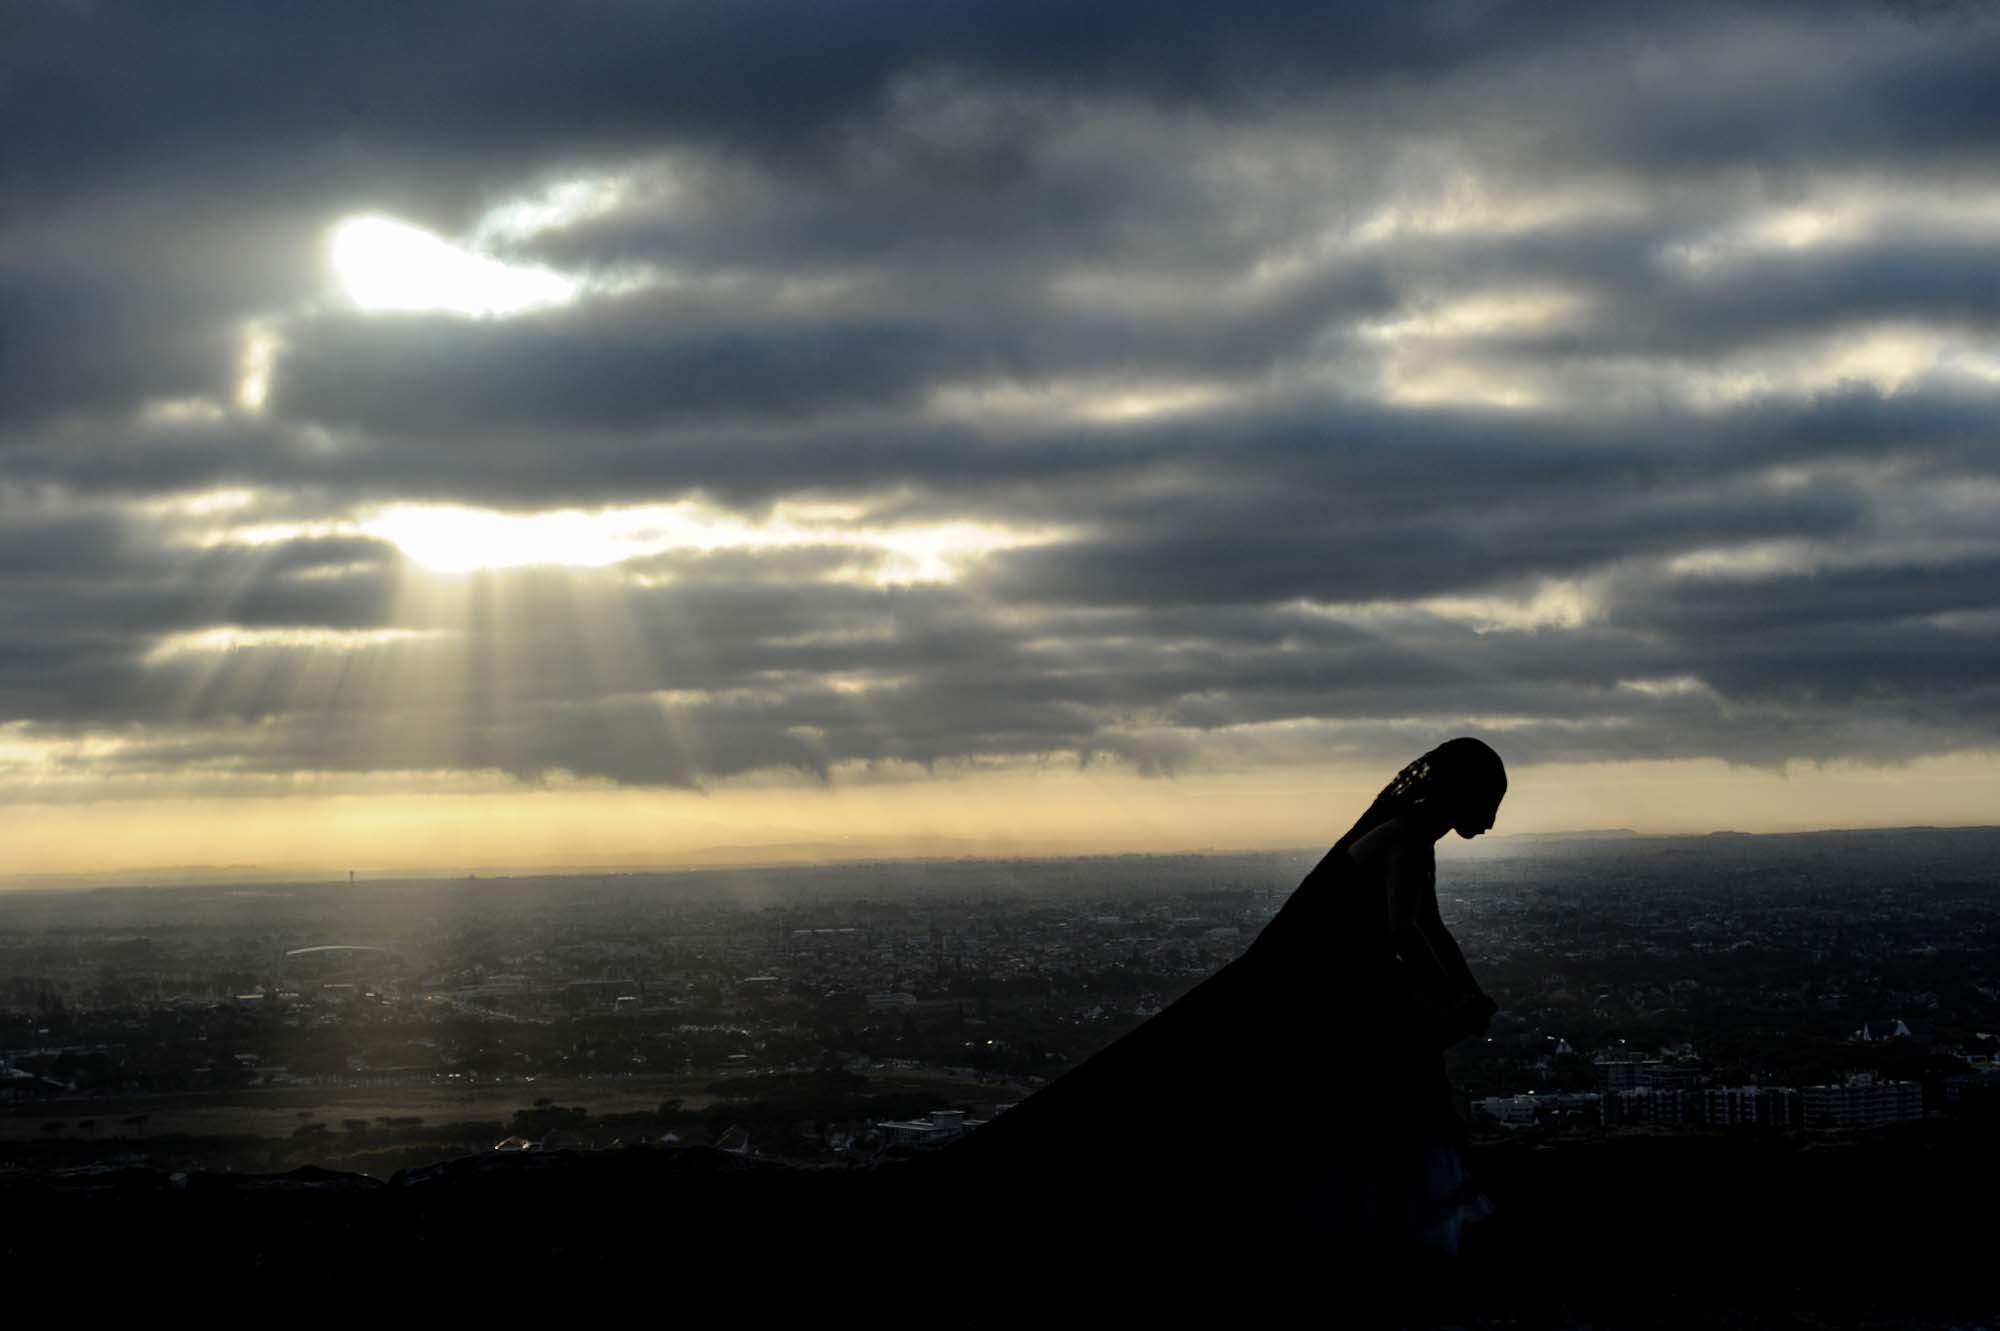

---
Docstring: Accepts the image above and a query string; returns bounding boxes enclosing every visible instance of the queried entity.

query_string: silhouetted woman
[940,737,1506,1260]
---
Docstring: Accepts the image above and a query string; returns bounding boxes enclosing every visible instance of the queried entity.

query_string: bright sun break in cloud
[329,215,580,318]
[360,501,1068,582]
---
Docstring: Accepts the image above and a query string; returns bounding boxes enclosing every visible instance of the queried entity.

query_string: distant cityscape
[1475,1062,1942,1132]
[3,827,1997,1175]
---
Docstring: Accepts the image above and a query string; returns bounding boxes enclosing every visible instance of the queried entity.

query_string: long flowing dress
[937,832,1493,1253]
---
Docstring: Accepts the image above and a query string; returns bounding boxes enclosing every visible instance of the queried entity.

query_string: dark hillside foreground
[5,1121,1994,1325]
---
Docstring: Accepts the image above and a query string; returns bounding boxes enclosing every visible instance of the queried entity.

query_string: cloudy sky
[6,2,2000,879]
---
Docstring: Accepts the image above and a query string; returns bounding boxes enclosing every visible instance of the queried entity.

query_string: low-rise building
[1642,1062,1709,1093]
[1593,1055,1650,1093]
[1701,1085,1802,1129]
[878,1109,984,1146]
[1601,1086,1694,1126]
[1802,1075,1922,1128]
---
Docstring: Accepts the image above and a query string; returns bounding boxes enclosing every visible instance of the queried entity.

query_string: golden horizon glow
[5,752,2000,886]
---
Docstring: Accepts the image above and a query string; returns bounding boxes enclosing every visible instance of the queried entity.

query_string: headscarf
[1332,737,1507,855]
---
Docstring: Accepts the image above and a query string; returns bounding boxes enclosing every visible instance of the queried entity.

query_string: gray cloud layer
[4,1,1999,795]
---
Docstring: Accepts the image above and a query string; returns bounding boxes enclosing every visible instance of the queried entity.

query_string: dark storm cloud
[0,514,401,727]
[8,1,1974,425]
[0,273,232,422]
[972,462,1876,608]
[273,310,976,431]
[21,374,1994,519]
[1610,558,2000,638]
[4,0,2000,793]
[4,1,1639,197]
[1550,25,2000,175]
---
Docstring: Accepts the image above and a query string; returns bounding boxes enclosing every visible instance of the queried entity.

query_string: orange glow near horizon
[5,752,2000,887]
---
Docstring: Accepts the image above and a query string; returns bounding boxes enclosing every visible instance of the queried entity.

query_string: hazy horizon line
[8,821,2000,895]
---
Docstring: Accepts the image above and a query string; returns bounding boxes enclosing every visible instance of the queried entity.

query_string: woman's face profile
[1453,786,1504,839]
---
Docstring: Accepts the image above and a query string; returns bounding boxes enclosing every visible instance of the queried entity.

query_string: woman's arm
[1408,877,1481,999]
[1386,840,1495,1043]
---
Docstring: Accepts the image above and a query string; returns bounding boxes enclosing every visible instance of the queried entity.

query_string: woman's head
[1340,736,1507,849]
[1427,736,1507,838]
